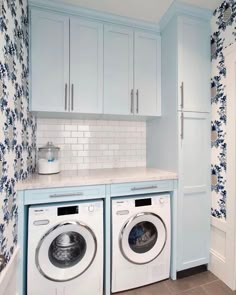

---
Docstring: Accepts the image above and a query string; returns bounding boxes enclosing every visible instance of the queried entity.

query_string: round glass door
[128,221,158,254]
[36,221,97,282]
[48,231,87,268]
[120,213,166,264]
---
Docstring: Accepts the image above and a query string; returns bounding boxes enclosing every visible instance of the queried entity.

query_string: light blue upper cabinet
[70,18,103,114]
[30,7,161,117]
[134,32,161,116]
[30,9,69,112]
[103,25,134,115]
[178,17,210,112]
[104,25,161,116]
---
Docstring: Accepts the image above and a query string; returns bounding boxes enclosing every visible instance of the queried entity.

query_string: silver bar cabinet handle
[71,84,74,111]
[180,82,184,109]
[131,185,158,191]
[136,89,139,114]
[130,89,134,114]
[50,192,83,198]
[65,83,68,111]
[181,112,184,140]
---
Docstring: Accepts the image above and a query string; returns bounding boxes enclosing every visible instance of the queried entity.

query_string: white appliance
[28,200,103,295]
[112,194,171,293]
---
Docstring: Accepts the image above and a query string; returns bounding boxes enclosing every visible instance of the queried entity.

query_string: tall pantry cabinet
[147,4,211,273]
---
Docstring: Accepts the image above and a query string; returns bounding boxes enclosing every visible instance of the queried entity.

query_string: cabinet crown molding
[29,0,160,33]
[160,0,212,31]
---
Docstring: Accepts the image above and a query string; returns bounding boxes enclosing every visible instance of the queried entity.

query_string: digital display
[135,198,152,207]
[57,206,79,216]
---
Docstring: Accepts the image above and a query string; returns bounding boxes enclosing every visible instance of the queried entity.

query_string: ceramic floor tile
[202,280,236,295]
[116,280,172,295]
[165,271,218,294]
[180,286,208,295]
[114,272,234,295]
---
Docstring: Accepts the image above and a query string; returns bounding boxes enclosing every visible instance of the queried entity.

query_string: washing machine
[27,200,103,295]
[112,194,170,293]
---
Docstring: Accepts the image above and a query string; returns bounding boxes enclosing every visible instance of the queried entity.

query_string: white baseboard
[209,249,226,282]
[209,248,234,290]
[0,247,19,295]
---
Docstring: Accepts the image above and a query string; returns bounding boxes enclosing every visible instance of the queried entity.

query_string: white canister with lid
[38,142,60,175]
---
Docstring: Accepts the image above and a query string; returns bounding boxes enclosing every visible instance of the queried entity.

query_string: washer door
[36,221,97,282]
[119,212,167,264]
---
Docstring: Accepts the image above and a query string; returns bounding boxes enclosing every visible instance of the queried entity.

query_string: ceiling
[55,0,223,23]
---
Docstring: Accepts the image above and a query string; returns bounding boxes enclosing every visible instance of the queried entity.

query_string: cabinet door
[70,18,103,114]
[178,111,211,271]
[31,9,69,112]
[104,25,134,115]
[178,17,210,112]
[134,31,161,116]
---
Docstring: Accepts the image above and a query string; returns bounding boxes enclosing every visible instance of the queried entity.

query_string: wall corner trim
[160,0,212,31]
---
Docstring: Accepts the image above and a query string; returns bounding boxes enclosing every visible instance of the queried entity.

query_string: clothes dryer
[112,194,170,293]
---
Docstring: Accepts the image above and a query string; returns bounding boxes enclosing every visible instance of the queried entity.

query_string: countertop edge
[16,169,178,191]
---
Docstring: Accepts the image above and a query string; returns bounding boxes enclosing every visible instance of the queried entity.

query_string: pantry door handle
[131,185,158,191]
[181,112,184,140]
[180,82,184,109]
[49,192,84,198]
[136,89,139,114]
[71,84,74,111]
[65,83,68,111]
[130,89,134,114]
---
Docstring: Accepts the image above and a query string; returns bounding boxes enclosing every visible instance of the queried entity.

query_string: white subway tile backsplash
[78,125,90,131]
[71,144,84,151]
[65,125,78,131]
[65,138,77,144]
[71,131,83,138]
[36,118,146,170]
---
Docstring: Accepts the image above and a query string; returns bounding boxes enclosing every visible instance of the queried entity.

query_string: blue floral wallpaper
[211,0,236,219]
[0,0,36,265]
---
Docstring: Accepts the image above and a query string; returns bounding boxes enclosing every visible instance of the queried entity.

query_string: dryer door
[36,221,97,282]
[119,212,167,264]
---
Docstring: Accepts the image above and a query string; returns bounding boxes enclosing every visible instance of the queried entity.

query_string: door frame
[225,42,236,290]
[210,42,236,290]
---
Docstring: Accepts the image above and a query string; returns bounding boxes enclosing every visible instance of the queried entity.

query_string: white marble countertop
[17,168,178,191]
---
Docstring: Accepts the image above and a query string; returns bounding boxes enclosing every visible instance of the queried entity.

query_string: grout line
[163,280,175,294]
[163,277,220,295]
[200,278,219,287]
[201,279,230,295]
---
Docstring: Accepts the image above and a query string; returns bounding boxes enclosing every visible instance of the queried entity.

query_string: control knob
[159,198,165,204]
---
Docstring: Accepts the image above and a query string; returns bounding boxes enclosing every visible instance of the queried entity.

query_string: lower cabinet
[177,111,211,271]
